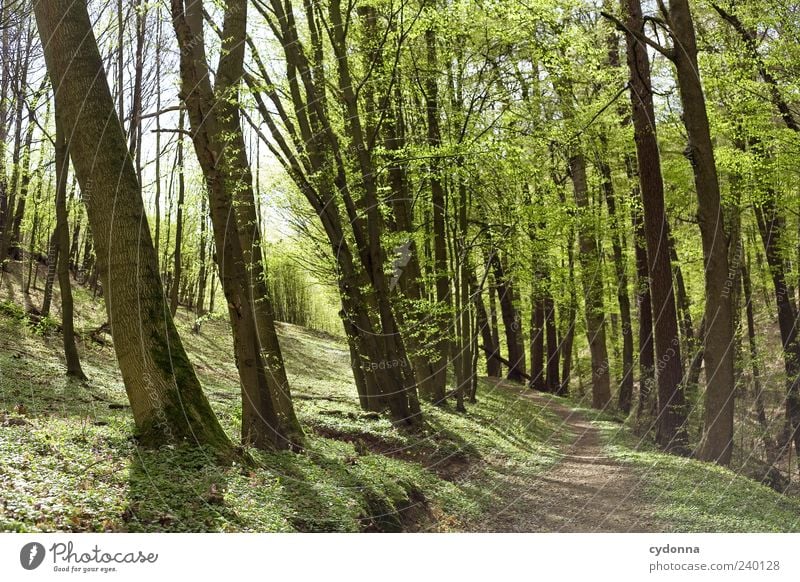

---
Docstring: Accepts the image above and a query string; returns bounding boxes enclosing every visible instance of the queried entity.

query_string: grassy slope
[563,401,800,533]
[1,291,799,531]
[0,302,566,532]
[601,421,800,532]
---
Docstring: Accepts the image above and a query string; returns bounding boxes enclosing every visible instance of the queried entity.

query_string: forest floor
[2,265,800,532]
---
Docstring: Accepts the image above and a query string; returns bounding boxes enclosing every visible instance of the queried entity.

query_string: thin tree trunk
[54,111,86,379]
[491,252,526,382]
[472,271,501,377]
[41,229,58,317]
[753,195,800,461]
[153,15,162,267]
[741,250,775,461]
[196,196,208,318]
[169,111,185,317]
[560,229,577,397]
[425,28,450,404]
[568,151,612,409]
[599,154,634,413]
[632,181,655,425]
[530,290,546,391]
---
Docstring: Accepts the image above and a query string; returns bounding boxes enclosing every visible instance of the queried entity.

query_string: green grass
[592,418,800,532]
[3,280,800,532]
[0,306,565,532]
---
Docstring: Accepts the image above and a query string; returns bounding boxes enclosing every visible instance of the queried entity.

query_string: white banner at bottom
[1,533,797,581]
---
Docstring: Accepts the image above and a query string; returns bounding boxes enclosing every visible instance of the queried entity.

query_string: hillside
[1,290,799,532]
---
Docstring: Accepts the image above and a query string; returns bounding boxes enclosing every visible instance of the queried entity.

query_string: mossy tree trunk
[33,0,233,455]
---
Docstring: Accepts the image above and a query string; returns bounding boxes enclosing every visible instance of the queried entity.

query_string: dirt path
[470,382,661,532]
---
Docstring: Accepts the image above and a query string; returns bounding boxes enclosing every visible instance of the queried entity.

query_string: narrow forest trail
[470,380,661,532]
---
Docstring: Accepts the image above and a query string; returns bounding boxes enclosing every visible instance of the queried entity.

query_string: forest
[1,0,800,533]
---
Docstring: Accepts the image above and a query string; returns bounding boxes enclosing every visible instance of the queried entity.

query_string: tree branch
[600,10,675,61]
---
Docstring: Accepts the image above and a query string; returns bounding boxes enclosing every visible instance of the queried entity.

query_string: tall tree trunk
[0,0,9,231]
[153,14,162,267]
[472,271,501,377]
[172,0,302,448]
[382,65,440,401]
[560,229,577,397]
[712,3,800,460]
[598,154,634,413]
[632,192,655,424]
[491,252,526,382]
[196,197,208,318]
[544,294,560,392]
[41,228,58,317]
[530,291,546,391]
[668,234,695,347]
[741,250,776,461]
[9,81,41,261]
[425,28,450,404]
[34,0,232,454]
[0,27,32,266]
[615,0,688,451]
[568,151,612,409]
[128,0,146,180]
[116,0,124,122]
[666,0,735,464]
[753,195,800,461]
[453,174,471,412]
[488,266,502,371]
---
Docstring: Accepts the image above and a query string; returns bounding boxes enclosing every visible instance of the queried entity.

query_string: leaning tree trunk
[172,0,301,450]
[34,0,232,454]
[212,0,304,444]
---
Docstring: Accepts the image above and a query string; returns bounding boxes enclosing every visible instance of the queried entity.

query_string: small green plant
[30,314,59,336]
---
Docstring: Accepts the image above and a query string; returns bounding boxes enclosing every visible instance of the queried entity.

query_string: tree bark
[630,176,655,424]
[54,111,86,379]
[169,111,185,317]
[618,0,688,451]
[490,252,526,382]
[598,154,634,413]
[568,151,612,409]
[666,0,736,464]
[34,0,232,454]
[172,0,301,449]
